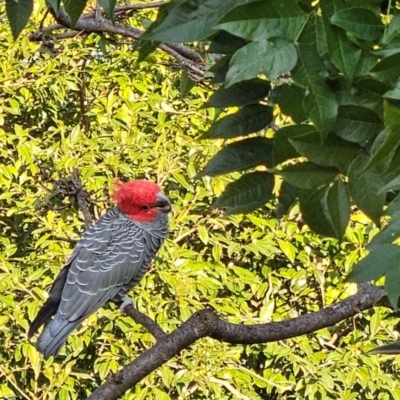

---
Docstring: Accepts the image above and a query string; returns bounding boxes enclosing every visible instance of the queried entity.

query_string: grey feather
[30,206,169,358]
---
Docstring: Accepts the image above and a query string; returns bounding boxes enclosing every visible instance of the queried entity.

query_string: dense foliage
[2,0,400,399]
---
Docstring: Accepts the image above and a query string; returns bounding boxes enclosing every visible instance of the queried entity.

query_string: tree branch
[115,302,166,341]
[87,284,385,400]
[28,7,204,77]
[71,168,92,229]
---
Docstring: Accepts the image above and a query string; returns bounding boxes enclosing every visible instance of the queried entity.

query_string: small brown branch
[118,304,166,340]
[87,284,385,400]
[71,168,92,228]
[53,236,78,244]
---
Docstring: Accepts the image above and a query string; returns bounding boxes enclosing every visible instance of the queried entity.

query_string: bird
[28,179,171,359]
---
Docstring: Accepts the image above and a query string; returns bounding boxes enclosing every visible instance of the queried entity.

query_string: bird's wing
[58,210,160,321]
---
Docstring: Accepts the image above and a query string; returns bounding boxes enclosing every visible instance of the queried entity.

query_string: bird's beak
[155,192,171,213]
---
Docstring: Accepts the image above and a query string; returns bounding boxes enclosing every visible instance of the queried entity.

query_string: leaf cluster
[135,0,400,307]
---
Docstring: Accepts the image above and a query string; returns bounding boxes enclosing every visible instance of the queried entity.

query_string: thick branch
[87,284,385,400]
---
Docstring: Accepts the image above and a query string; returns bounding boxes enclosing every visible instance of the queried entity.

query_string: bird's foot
[119,296,135,313]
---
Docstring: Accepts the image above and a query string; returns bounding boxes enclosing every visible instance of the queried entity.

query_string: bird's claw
[120,296,135,313]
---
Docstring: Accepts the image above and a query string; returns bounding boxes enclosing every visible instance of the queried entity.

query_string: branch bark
[28,6,204,77]
[87,283,385,400]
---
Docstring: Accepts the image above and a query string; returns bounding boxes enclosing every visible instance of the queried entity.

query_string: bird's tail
[36,316,83,359]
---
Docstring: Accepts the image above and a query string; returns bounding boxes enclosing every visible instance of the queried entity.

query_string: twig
[71,168,92,228]
[117,304,166,340]
[53,236,78,244]
[87,283,385,400]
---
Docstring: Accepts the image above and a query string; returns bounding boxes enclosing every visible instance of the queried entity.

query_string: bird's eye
[141,205,151,210]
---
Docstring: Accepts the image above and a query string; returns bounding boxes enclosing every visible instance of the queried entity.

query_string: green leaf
[270,83,307,124]
[146,0,254,42]
[217,0,307,41]
[180,71,195,98]
[325,180,350,239]
[198,137,273,177]
[209,56,231,84]
[289,133,361,172]
[278,162,338,190]
[347,243,400,283]
[366,101,400,170]
[213,171,274,215]
[330,8,383,42]
[368,211,400,250]
[348,153,385,225]
[379,175,400,192]
[382,12,400,45]
[201,105,273,139]
[6,0,33,40]
[277,181,298,218]
[292,16,338,135]
[204,78,270,108]
[332,105,383,145]
[320,0,361,81]
[272,124,315,166]
[208,31,247,55]
[225,38,297,86]
[299,186,336,238]
[98,0,116,22]
[64,0,87,27]
[370,52,400,82]
[47,0,60,15]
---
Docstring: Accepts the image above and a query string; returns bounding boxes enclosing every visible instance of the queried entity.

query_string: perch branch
[87,283,385,400]
[116,303,166,341]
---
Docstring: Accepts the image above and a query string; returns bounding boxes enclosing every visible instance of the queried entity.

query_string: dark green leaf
[272,124,316,166]
[382,12,400,45]
[279,162,338,190]
[325,180,350,239]
[180,71,195,98]
[98,0,116,22]
[209,56,231,84]
[347,243,400,283]
[387,193,400,217]
[292,16,338,135]
[64,0,87,27]
[380,175,400,192]
[146,0,255,42]
[47,0,60,15]
[320,0,361,81]
[6,0,33,40]
[226,38,297,86]
[330,8,383,42]
[370,52,400,82]
[277,181,298,218]
[384,86,400,101]
[201,105,273,139]
[348,153,385,225]
[198,137,273,177]
[270,83,307,124]
[213,171,274,215]
[204,78,270,108]
[289,133,361,173]
[366,100,400,170]
[299,186,336,238]
[217,0,307,41]
[208,31,247,55]
[368,211,400,250]
[332,105,383,145]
